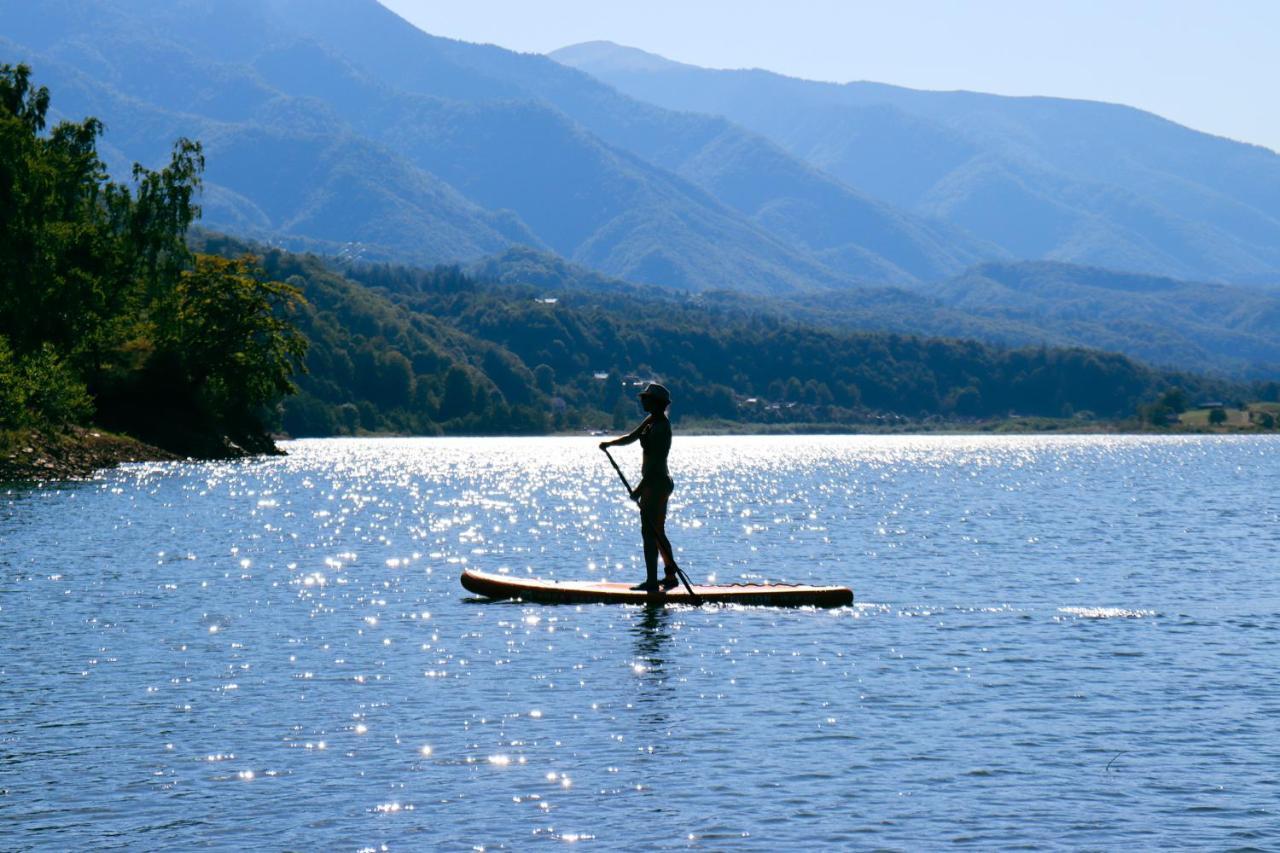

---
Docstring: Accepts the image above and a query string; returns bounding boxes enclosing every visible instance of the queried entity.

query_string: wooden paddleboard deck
[460,568,853,608]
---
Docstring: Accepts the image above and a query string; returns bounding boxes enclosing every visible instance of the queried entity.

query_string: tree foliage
[183,237,1243,439]
[0,65,306,453]
[352,260,1233,428]
[165,255,307,414]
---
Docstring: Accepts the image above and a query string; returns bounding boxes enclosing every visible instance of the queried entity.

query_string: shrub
[0,336,26,428]
[21,345,94,428]
[0,337,93,429]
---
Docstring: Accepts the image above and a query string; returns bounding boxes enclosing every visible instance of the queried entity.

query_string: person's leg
[654,513,675,571]
[641,520,659,582]
[650,485,678,586]
[632,487,661,590]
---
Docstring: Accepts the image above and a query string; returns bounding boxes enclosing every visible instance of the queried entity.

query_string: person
[599,382,678,592]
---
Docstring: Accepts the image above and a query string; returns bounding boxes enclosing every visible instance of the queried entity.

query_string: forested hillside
[353,263,1236,427]
[469,246,1280,380]
[922,263,1280,377]
[187,236,1246,437]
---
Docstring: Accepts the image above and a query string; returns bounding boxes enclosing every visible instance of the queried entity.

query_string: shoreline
[6,417,1275,486]
[1,427,183,484]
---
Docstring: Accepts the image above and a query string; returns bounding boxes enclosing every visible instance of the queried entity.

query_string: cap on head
[638,382,671,404]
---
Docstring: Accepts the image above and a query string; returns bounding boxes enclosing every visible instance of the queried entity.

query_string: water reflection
[2,435,1280,849]
[632,605,672,671]
[630,605,675,729]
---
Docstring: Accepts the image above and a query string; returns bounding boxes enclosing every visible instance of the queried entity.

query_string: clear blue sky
[379,0,1280,153]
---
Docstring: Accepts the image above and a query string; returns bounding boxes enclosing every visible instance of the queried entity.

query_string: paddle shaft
[601,445,636,500]
[599,445,701,603]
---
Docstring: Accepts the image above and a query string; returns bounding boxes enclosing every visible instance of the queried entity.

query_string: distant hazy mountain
[553,41,1280,284]
[0,0,996,292]
[466,247,1280,379]
[919,262,1280,377]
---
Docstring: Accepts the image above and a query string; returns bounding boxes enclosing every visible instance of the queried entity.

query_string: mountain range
[3,1,1278,379]
[1,0,996,293]
[553,41,1280,285]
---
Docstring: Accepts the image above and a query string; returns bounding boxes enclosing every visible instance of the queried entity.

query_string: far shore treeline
[246,243,1251,436]
[1,65,1272,458]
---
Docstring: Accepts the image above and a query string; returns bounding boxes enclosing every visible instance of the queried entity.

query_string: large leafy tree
[157,254,308,440]
[0,63,306,450]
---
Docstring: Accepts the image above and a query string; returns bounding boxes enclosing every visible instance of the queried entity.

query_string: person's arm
[599,414,652,449]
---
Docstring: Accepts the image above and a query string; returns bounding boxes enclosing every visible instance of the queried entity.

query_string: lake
[3,435,1278,849]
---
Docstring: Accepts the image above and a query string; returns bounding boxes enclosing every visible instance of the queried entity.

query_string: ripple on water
[1058,606,1158,619]
[1,434,1278,848]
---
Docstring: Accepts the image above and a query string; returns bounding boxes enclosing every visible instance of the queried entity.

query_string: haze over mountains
[3,1,1278,379]
[553,41,1280,285]
[1,0,995,293]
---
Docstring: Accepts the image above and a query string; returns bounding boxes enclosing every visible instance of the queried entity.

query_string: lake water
[2,435,1279,849]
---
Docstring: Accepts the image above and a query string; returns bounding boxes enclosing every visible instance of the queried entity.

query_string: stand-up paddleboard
[460,568,852,608]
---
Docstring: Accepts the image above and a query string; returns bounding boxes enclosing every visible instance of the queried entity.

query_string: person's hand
[629,487,642,502]
[598,441,609,450]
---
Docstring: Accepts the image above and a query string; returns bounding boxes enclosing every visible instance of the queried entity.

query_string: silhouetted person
[600,383,678,592]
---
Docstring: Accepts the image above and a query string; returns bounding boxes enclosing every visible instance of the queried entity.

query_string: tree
[704,384,738,418]
[482,347,535,406]
[130,139,203,301]
[611,399,631,430]
[534,363,555,394]
[1208,406,1227,426]
[377,351,414,409]
[0,336,21,426]
[1157,387,1188,414]
[439,365,475,421]
[949,386,984,417]
[156,254,308,443]
[0,65,310,451]
[1,63,118,359]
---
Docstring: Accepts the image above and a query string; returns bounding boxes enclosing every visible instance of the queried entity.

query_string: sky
[379,0,1280,153]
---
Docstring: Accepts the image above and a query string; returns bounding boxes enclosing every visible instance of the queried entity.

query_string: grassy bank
[1174,403,1280,429]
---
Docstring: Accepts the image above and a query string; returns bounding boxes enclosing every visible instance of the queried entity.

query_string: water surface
[2,435,1278,848]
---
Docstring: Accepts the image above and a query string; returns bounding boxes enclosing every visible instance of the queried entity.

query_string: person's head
[639,382,671,414]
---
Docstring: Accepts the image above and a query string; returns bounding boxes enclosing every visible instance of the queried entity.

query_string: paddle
[600,445,701,604]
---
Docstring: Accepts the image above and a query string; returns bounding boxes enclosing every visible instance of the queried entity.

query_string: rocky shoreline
[0,427,183,483]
